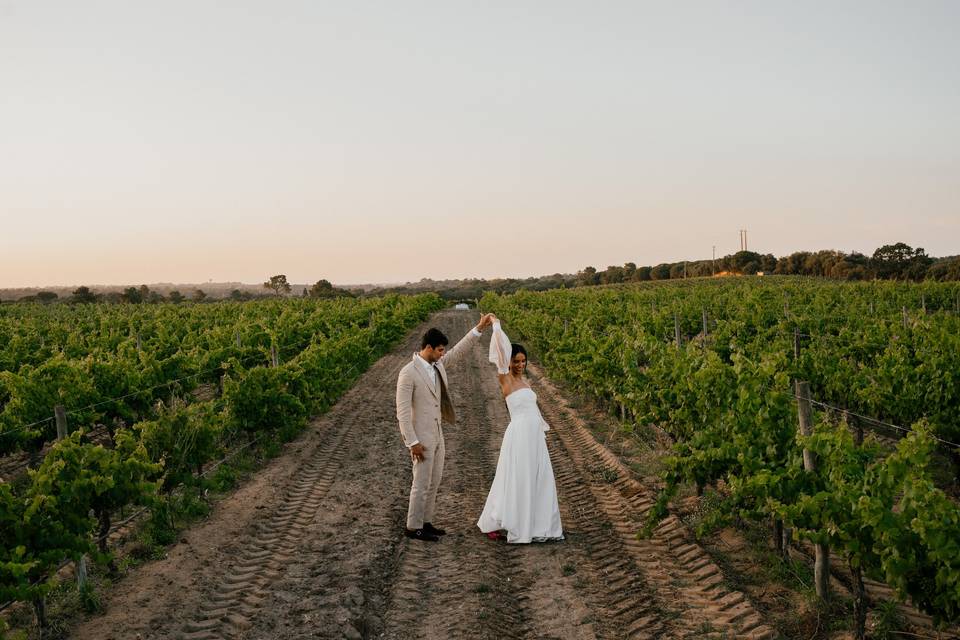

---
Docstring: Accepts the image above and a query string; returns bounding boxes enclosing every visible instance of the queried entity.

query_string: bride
[477,316,563,543]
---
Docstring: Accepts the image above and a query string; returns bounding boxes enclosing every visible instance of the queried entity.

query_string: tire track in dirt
[545,434,673,639]
[179,420,358,639]
[189,315,444,640]
[529,365,779,640]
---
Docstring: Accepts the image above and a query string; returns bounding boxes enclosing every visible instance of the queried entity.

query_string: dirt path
[70,311,778,640]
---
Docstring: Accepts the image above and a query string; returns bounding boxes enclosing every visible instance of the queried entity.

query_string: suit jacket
[396,329,479,448]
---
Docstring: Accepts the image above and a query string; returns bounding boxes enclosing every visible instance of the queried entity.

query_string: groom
[396,313,495,541]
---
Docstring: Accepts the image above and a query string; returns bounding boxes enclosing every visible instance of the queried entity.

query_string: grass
[679,486,728,538]
[871,600,907,640]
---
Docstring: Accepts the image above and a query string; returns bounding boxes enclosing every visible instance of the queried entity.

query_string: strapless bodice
[505,388,547,429]
[506,386,536,408]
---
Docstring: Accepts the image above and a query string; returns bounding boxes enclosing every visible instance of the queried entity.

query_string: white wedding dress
[477,323,563,543]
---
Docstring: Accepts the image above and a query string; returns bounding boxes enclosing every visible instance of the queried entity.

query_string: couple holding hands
[395,313,563,544]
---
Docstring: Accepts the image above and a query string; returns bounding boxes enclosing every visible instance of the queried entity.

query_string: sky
[1,1,958,288]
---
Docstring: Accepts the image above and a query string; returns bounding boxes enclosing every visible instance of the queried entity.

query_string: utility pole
[712,245,716,275]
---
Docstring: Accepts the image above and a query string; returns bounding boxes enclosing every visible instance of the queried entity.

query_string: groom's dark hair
[421,328,449,349]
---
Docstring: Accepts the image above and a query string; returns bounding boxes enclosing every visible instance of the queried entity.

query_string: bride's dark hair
[511,343,527,361]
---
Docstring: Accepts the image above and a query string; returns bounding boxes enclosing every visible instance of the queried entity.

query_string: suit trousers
[406,434,445,530]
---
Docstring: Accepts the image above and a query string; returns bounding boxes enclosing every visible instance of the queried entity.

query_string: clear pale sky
[1,1,958,288]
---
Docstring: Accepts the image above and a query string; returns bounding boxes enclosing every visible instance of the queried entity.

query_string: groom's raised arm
[440,314,492,370]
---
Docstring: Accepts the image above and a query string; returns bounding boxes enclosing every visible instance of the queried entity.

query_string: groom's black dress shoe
[423,522,446,536]
[405,528,440,542]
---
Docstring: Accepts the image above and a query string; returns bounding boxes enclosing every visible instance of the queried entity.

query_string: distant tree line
[363,243,959,301]
[8,244,958,305]
[12,276,355,304]
[576,243,957,285]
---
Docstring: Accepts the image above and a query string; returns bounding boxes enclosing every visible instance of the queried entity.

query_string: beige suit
[396,329,479,529]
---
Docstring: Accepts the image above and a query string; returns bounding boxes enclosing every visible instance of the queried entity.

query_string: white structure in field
[454,303,470,310]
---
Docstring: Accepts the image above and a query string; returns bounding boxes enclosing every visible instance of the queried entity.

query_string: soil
[68,311,779,640]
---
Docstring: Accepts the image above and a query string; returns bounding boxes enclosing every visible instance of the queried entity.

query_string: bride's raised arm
[488,318,513,382]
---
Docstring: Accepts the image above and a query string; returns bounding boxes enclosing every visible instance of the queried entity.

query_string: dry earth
[69,311,778,640]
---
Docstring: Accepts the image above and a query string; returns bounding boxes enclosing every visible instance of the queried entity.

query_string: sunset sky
[2,1,958,288]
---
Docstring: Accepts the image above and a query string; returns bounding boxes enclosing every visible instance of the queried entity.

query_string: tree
[599,266,625,285]
[576,267,599,287]
[760,254,778,273]
[263,274,291,296]
[309,279,354,299]
[871,243,932,280]
[650,263,671,280]
[168,290,184,304]
[71,286,98,303]
[121,287,143,304]
[36,292,58,303]
[775,251,810,275]
[926,256,960,281]
[730,251,763,275]
[192,289,207,302]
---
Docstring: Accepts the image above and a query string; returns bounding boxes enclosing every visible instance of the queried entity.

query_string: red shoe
[486,531,504,541]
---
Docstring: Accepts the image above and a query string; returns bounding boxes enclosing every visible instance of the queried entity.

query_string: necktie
[433,364,456,425]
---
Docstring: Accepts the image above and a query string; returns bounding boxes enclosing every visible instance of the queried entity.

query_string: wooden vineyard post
[851,414,864,446]
[794,329,800,361]
[54,405,88,591]
[674,312,681,348]
[773,518,791,559]
[77,552,88,591]
[235,331,241,348]
[270,344,279,368]
[701,307,708,342]
[902,306,908,329]
[54,404,67,440]
[774,517,784,556]
[796,381,829,600]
